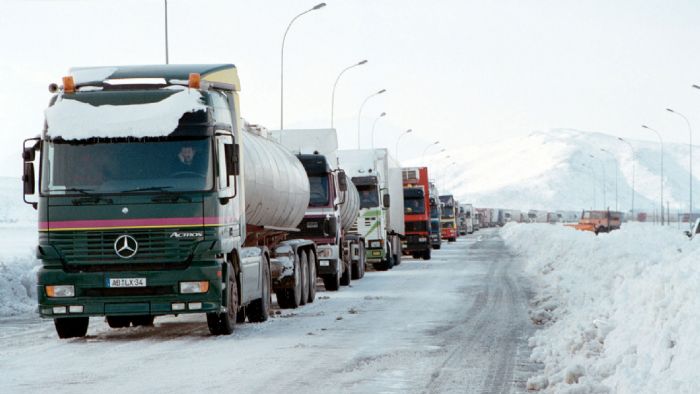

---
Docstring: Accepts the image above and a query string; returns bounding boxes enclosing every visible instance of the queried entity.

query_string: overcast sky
[2,0,700,177]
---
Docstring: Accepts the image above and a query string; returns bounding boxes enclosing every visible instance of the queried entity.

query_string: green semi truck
[22,64,317,338]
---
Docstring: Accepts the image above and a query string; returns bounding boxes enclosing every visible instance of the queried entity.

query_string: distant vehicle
[458,203,475,234]
[428,182,442,249]
[527,210,547,223]
[439,195,457,242]
[475,208,492,228]
[401,167,432,260]
[567,210,623,234]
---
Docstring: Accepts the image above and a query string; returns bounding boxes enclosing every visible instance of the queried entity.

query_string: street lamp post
[370,112,386,149]
[421,141,440,162]
[357,89,386,148]
[395,129,412,162]
[590,154,606,209]
[164,0,169,64]
[667,108,694,220]
[280,3,326,130]
[600,148,618,211]
[618,137,635,216]
[579,163,597,209]
[330,59,367,128]
[642,125,665,225]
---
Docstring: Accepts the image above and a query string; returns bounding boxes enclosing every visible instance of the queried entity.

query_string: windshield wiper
[121,186,174,193]
[120,186,191,203]
[67,188,114,205]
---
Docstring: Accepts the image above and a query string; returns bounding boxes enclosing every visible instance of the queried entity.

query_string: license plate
[319,260,330,266]
[108,278,146,288]
[306,222,319,228]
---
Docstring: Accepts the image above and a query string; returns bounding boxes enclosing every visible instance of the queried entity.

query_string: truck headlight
[369,240,383,248]
[180,281,210,294]
[317,248,333,258]
[46,285,75,298]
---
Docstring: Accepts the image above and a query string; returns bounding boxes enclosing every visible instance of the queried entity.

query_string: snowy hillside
[422,129,698,213]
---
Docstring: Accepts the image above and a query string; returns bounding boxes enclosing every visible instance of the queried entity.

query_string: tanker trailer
[338,176,366,280]
[241,124,318,309]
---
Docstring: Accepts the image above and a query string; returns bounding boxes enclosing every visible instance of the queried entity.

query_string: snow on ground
[501,222,700,393]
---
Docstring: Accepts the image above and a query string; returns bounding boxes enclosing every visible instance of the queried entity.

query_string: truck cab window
[309,175,330,206]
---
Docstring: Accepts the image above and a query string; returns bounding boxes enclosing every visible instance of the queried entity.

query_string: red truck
[401,167,432,260]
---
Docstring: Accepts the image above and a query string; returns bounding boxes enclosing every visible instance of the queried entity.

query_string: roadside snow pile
[502,223,700,393]
[0,249,40,316]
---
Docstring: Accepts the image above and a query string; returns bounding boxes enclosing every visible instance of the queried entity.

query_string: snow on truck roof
[70,64,240,90]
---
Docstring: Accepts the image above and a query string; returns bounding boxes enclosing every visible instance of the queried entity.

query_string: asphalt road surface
[0,228,539,394]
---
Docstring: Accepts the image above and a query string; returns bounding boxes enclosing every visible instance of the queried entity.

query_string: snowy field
[502,222,699,393]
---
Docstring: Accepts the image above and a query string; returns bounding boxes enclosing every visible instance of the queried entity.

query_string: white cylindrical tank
[339,177,360,231]
[241,130,310,229]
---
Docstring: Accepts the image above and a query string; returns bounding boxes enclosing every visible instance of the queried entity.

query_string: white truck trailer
[338,149,404,270]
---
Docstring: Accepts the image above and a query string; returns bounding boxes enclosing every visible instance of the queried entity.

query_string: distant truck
[475,208,492,228]
[271,128,365,291]
[439,195,457,242]
[23,64,320,338]
[459,203,475,234]
[401,167,431,260]
[338,149,404,270]
[429,182,442,249]
[567,210,623,234]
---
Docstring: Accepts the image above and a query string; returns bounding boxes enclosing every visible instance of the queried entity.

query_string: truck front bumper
[37,262,223,318]
[401,234,430,253]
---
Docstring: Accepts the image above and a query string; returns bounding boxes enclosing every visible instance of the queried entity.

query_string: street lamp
[579,163,598,209]
[589,154,607,208]
[600,148,618,211]
[666,108,693,218]
[395,129,412,161]
[618,137,635,216]
[441,161,458,191]
[280,2,326,130]
[642,125,665,225]
[164,0,169,64]
[421,141,440,161]
[370,112,386,149]
[330,59,367,128]
[357,89,386,148]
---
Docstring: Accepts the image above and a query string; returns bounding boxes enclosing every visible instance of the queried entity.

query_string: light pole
[642,125,665,225]
[357,89,386,148]
[421,141,440,161]
[441,161,457,191]
[370,112,386,149]
[579,163,598,209]
[666,108,694,219]
[600,148,618,211]
[618,137,635,216]
[590,154,606,209]
[164,0,169,64]
[280,2,326,130]
[395,129,412,162]
[330,59,367,128]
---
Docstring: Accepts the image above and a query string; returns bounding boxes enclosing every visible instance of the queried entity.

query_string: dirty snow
[45,89,207,140]
[502,223,700,393]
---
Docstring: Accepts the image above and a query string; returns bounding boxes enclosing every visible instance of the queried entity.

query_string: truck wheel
[106,316,130,328]
[300,252,309,305]
[276,254,303,308]
[207,267,238,335]
[411,252,420,259]
[351,258,364,280]
[236,307,247,323]
[422,248,432,260]
[54,317,89,339]
[130,315,154,327]
[340,259,351,286]
[247,259,271,323]
[307,251,317,303]
[322,263,341,291]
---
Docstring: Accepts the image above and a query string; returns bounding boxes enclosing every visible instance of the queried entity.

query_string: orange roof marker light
[62,76,75,93]
[188,73,201,89]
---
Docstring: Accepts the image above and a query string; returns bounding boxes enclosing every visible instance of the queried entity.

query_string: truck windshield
[442,206,455,219]
[41,137,213,194]
[309,175,330,207]
[356,185,379,208]
[430,205,440,219]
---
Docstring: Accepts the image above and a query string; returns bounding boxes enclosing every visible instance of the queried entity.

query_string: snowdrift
[501,223,700,393]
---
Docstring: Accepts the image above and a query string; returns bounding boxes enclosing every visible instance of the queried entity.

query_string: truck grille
[49,228,202,266]
[405,221,428,232]
[294,217,330,238]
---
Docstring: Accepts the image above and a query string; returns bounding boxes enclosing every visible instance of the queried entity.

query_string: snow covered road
[0,229,537,394]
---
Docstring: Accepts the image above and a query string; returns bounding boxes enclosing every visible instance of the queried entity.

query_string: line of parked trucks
[21,64,482,338]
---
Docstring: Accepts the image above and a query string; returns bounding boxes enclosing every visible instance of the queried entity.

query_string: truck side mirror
[22,147,35,162]
[338,170,347,192]
[225,143,240,176]
[23,162,35,195]
[323,216,338,236]
[383,193,390,208]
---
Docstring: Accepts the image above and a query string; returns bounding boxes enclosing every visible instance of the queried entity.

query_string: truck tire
[411,252,420,259]
[247,259,271,323]
[340,259,351,286]
[351,257,364,280]
[322,262,341,291]
[307,251,317,303]
[276,254,303,308]
[236,307,247,323]
[299,251,309,306]
[448,238,456,242]
[207,266,238,335]
[54,317,89,339]
[106,316,130,328]
[131,315,154,327]
[422,248,431,260]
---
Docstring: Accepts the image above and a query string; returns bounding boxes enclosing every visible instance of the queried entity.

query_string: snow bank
[45,89,207,140]
[0,250,40,317]
[502,223,700,393]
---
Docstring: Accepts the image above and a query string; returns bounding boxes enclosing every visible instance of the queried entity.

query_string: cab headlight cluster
[317,248,333,258]
[369,240,383,249]
[180,281,210,294]
[45,285,75,298]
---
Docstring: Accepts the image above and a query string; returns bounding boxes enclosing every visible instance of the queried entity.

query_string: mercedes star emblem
[114,235,138,259]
